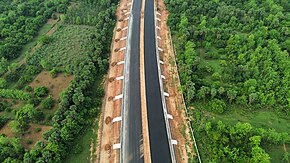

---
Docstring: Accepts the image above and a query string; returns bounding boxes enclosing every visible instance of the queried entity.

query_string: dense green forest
[0,0,67,62]
[165,0,290,162]
[0,0,117,162]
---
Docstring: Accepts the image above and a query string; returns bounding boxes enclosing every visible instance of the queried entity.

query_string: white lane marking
[159,60,164,64]
[156,18,161,21]
[156,12,161,16]
[157,36,161,40]
[113,143,121,149]
[158,47,164,52]
[156,26,161,30]
[124,17,129,21]
[161,75,166,79]
[124,12,131,15]
[112,117,122,123]
[122,27,128,31]
[114,94,123,100]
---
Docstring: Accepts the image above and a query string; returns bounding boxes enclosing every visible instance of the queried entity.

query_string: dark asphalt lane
[144,0,172,162]
[122,0,143,162]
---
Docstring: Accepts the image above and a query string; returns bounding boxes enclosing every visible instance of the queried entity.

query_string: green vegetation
[0,0,68,62]
[165,0,290,162]
[0,0,117,162]
[37,25,107,73]
[64,118,99,163]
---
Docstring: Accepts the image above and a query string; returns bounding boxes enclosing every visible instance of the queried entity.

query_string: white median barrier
[117,61,125,65]
[112,116,122,123]
[114,94,123,100]
[161,75,166,79]
[159,60,164,64]
[113,143,121,149]
[171,140,178,145]
[164,92,169,97]
[116,76,124,80]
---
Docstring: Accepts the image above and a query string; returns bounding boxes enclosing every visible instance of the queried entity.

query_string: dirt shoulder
[155,0,195,162]
[95,0,130,162]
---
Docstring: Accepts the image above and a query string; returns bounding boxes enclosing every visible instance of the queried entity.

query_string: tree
[0,135,24,162]
[249,93,258,105]
[76,16,81,25]
[41,95,55,110]
[208,98,226,114]
[39,35,52,45]
[0,78,7,88]
[34,86,49,97]
[186,81,195,103]
[218,87,225,97]
[227,90,237,103]
[0,57,8,75]
[210,88,217,98]
[197,86,210,101]
[250,146,270,163]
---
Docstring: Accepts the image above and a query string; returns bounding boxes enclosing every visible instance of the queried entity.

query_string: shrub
[39,35,52,45]
[26,139,33,144]
[0,78,7,88]
[34,86,49,97]
[35,128,42,132]
[0,101,8,112]
[49,68,58,78]
[208,98,227,114]
[0,116,9,129]
[28,97,41,106]
[41,95,55,109]
[25,86,33,92]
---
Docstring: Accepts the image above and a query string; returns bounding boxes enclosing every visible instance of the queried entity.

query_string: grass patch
[211,109,290,133]
[192,102,290,133]
[64,118,99,163]
[34,25,98,72]
[265,144,288,163]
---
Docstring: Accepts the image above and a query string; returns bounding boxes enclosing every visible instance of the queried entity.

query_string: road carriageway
[109,0,177,162]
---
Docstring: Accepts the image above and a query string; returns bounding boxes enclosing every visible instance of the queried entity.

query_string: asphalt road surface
[122,0,144,162]
[144,0,172,162]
